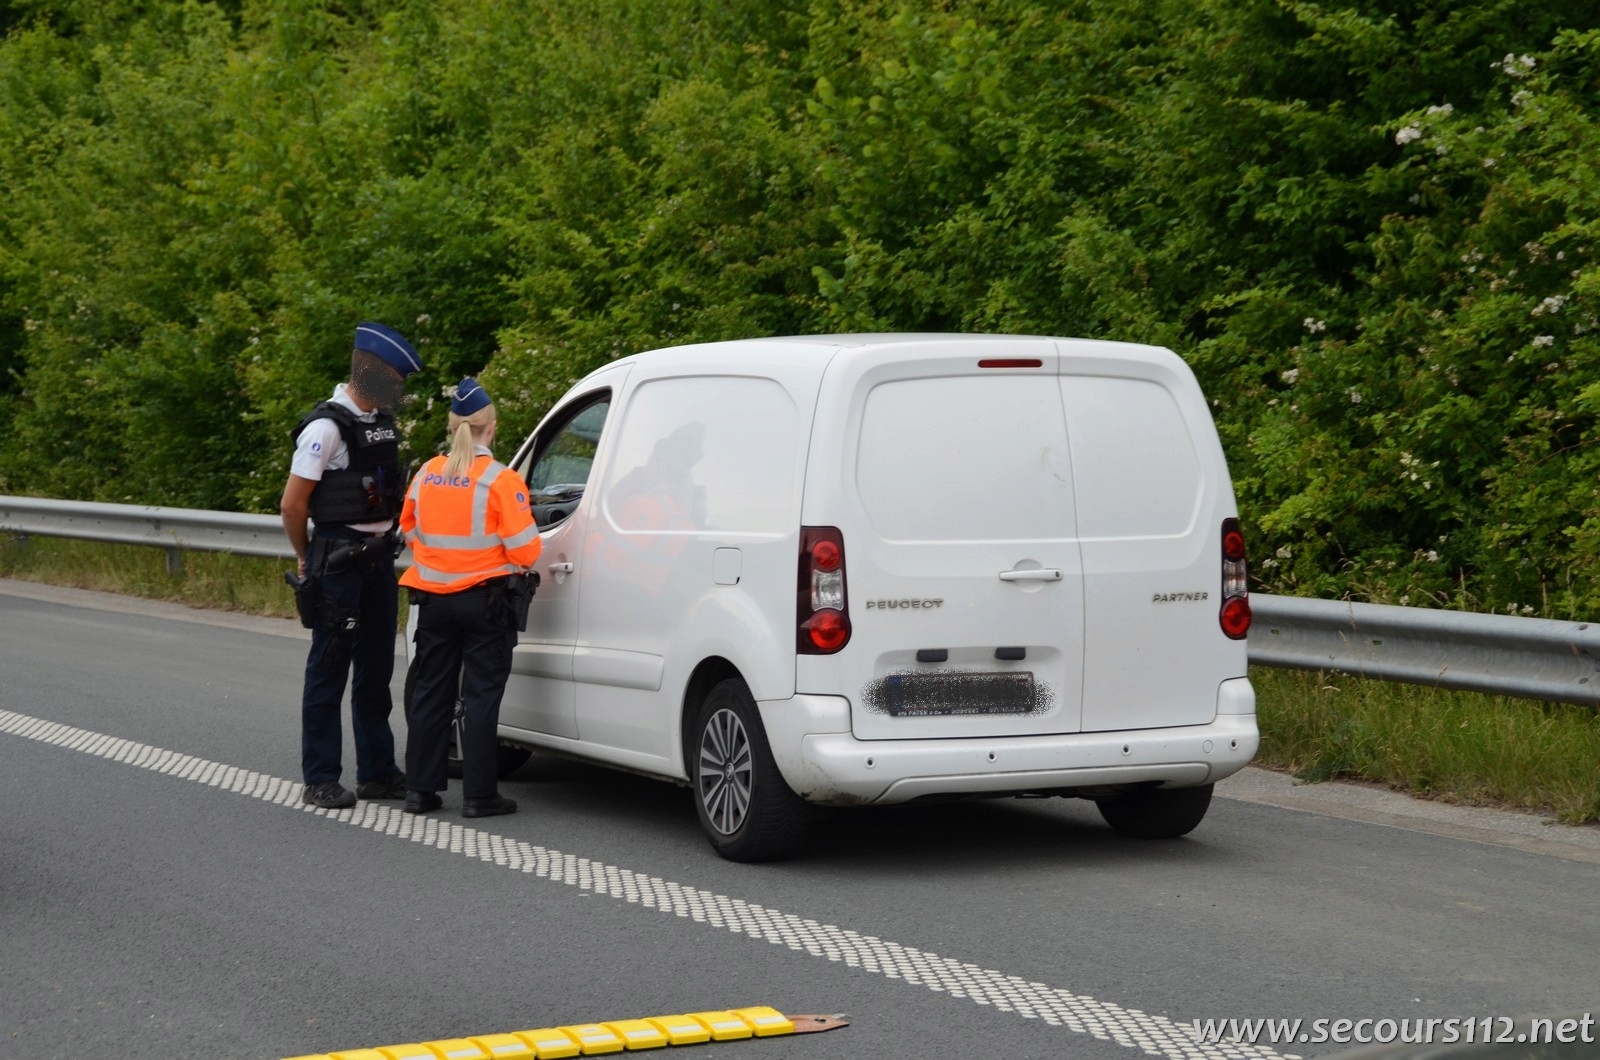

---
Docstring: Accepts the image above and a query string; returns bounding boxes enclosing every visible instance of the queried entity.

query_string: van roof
[578,333,1174,381]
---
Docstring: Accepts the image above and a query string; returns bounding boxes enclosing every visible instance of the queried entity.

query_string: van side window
[599,377,800,536]
[519,393,611,528]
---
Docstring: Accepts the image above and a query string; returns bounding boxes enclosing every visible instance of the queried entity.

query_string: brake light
[1220,517,1251,639]
[978,359,1044,369]
[798,527,851,654]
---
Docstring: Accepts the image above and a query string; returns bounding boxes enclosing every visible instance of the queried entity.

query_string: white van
[406,334,1258,861]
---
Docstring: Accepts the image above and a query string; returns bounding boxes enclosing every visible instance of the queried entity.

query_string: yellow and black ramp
[283,1006,848,1060]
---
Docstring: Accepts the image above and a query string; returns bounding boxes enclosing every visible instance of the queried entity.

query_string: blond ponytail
[441,404,495,480]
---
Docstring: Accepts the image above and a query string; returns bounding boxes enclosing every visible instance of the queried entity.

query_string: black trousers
[300,531,400,787]
[406,583,517,799]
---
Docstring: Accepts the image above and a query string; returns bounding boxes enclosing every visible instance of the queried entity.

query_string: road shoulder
[1218,765,1600,865]
[0,576,308,642]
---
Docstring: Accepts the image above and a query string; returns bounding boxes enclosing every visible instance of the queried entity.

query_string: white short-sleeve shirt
[291,383,393,533]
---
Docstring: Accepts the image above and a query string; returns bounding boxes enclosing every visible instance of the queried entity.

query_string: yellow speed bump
[512,1028,581,1058]
[685,1011,753,1041]
[284,1008,846,1060]
[643,1016,710,1046]
[732,1008,794,1037]
[559,1023,626,1054]
[602,1020,669,1050]
[471,1033,537,1058]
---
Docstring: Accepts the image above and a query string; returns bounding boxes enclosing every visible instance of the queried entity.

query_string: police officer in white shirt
[279,321,421,810]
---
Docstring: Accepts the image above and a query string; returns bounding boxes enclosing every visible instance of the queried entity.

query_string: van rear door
[1056,346,1237,731]
[804,338,1085,741]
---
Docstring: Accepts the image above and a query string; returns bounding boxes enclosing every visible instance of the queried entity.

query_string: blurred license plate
[884,672,1035,717]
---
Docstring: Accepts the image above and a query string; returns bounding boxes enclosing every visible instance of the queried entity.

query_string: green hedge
[2,0,1598,613]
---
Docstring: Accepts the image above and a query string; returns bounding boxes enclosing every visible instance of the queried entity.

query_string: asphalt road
[1,584,1597,1060]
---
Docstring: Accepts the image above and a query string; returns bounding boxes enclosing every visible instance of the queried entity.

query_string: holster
[488,572,539,632]
[285,571,319,630]
[283,570,360,635]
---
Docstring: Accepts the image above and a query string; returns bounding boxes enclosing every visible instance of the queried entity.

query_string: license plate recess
[884,671,1036,718]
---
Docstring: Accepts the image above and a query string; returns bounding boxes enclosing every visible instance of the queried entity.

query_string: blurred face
[349,350,407,412]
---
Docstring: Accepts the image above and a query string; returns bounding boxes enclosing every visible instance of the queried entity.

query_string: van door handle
[998,568,1063,582]
[549,562,575,574]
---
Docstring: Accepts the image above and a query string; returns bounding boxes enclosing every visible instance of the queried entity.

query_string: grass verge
[1253,666,1600,824]
[0,535,299,619]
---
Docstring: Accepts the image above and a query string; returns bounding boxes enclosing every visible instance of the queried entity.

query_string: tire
[692,677,810,862]
[403,659,530,781]
[1094,784,1213,839]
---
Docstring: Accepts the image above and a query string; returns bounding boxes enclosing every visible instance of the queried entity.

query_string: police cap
[353,321,423,377]
[451,377,492,415]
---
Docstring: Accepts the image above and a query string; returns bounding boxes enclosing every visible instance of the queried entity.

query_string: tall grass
[0,535,298,618]
[1253,667,1600,824]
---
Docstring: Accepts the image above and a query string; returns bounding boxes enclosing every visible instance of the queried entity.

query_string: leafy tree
[1,0,1598,613]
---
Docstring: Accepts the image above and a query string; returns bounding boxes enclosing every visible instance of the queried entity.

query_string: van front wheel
[693,678,810,862]
[1094,784,1213,839]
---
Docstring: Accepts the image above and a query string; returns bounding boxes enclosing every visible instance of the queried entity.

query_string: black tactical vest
[291,401,405,527]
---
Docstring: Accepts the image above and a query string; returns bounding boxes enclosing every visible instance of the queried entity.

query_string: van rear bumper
[757,694,1259,806]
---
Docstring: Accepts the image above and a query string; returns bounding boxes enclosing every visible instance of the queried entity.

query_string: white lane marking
[0,709,1286,1060]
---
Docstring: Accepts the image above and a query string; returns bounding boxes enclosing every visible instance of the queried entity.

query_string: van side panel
[1057,348,1248,732]
[574,361,824,767]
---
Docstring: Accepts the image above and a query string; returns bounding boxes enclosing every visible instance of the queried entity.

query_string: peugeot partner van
[406,334,1257,861]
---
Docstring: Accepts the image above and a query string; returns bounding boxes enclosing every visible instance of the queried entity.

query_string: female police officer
[399,378,541,817]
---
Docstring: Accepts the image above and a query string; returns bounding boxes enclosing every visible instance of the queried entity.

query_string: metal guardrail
[3,495,1598,707]
[1250,594,1600,708]
[0,495,292,572]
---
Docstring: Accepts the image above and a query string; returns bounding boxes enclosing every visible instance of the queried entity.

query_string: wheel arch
[678,656,746,778]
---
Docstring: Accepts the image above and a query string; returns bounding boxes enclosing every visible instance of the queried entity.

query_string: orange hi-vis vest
[399,453,542,594]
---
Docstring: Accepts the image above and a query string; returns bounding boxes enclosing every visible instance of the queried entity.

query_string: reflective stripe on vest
[500,521,541,550]
[408,558,520,586]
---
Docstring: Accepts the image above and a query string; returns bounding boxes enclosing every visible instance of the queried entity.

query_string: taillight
[798,526,851,654]
[1220,517,1250,639]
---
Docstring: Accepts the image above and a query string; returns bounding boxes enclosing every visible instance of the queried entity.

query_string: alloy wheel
[698,707,753,835]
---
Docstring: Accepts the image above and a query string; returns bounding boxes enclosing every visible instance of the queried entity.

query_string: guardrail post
[165,547,184,576]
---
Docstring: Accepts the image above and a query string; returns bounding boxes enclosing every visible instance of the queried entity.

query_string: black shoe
[462,794,517,819]
[356,774,407,800]
[303,782,357,810]
[404,791,444,815]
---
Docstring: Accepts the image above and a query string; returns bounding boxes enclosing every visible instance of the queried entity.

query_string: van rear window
[1060,376,1200,538]
[856,376,1076,542]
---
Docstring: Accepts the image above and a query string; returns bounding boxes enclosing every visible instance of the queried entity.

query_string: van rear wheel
[693,678,809,862]
[1094,784,1213,839]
